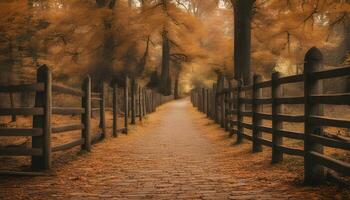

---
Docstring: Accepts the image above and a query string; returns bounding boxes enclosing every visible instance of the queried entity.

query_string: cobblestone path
[0,99,344,199]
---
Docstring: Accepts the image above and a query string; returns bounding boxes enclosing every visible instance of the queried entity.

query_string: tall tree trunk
[160,29,170,95]
[233,0,254,85]
[137,36,150,76]
[94,0,116,86]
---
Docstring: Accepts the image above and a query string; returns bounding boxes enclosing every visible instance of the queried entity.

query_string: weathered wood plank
[255,80,272,89]
[276,146,304,156]
[311,65,350,80]
[52,139,84,152]
[52,107,84,115]
[0,147,42,156]
[0,107,44,116]
[309,134,350,151]
[0,128,43,136]
[52,84,84,97]
[276,74,304,85]
[310,151,350,176]
[52,124,84,134]
[256,137,273,147]
[256,125,273,133]
[276,129,305,140]
[310,116,350,128]
[256,98,272,105]
[276,97,304,104]
[256,112,272,120]
[240,122,253,130]
[310,93,350,105]
[0,83,44,93]
[276,114,304,122]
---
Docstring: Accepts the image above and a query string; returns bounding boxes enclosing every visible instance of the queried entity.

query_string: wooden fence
[0,65,172,171]
[191,47,350,184]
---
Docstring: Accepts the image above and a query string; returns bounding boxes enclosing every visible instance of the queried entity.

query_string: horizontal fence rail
[0,65,173,172]
[191,47,350,185]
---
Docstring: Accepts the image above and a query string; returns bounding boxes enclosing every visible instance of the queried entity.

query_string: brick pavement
[0,99,345,199]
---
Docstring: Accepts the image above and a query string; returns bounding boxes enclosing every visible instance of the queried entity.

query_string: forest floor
[0,98,349,199]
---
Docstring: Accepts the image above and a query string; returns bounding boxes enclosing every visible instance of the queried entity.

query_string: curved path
[0,99,343,199]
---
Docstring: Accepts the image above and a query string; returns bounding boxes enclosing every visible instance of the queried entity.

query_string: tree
[232,0,255,85]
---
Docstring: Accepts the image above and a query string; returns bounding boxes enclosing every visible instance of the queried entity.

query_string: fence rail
[0,65,172,171]
[191,47,350,184]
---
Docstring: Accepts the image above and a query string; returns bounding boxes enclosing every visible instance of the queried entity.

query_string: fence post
[194,89,198,108]
[81,76,91,151]
[192,90,194,106]
[201,88,204,113]
[227,79,233,134]
[198,88,201,110]
[211,84,215,119]
[143,88,147,117]
[197,88,201,111]
[151,91,155,112]
[99,81,106,138]
[224,82,229,130]
[191,90,194,105]
[304,47,325,184]
[32,65,52,170]
[213,83,218,122]
[124,76,129,134]
[130,79,136,124]
[112,83,118,137]
[252,74,262,152]
[236,80,243,144]
[210,89,213,118]
[221,84,226,128]
[146,90,150,113]
[138,85,142,122]
[206,89,210,117]
[271,72,283,163]
[196,89,199,108]
[227,81,233,136]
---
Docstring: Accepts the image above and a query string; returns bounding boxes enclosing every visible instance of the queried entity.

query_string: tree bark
[160,29,170,95]
[233,0,254,85]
